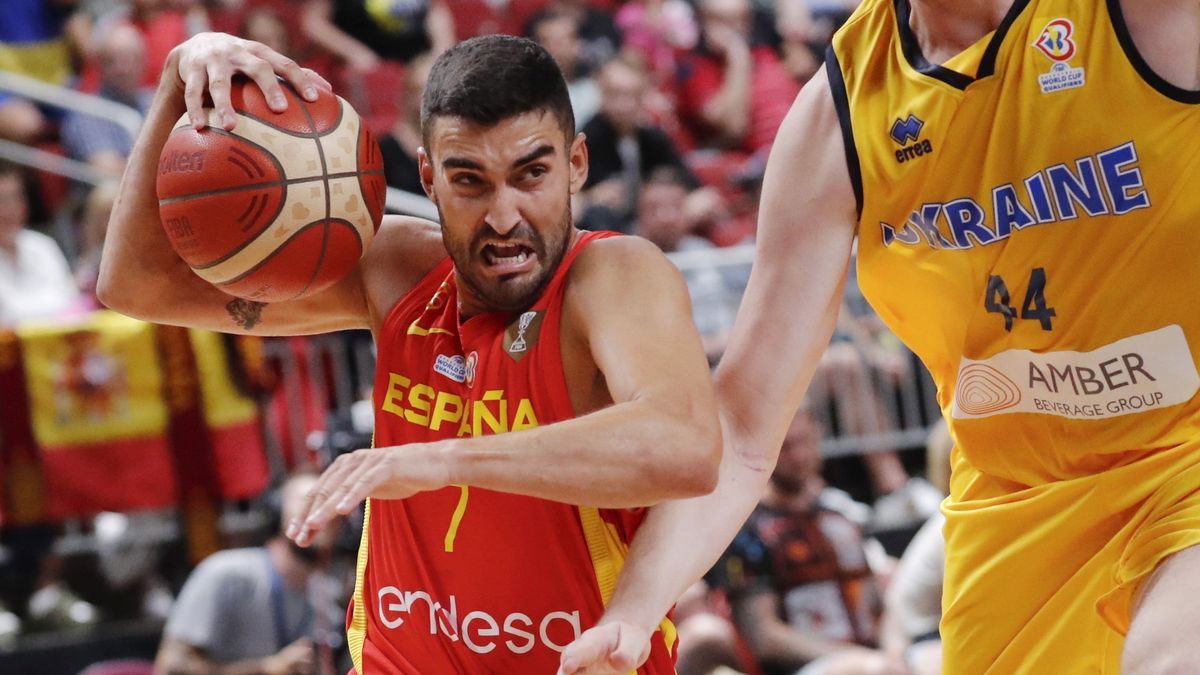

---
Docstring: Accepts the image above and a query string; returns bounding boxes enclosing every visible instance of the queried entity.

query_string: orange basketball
[156,79,386,303]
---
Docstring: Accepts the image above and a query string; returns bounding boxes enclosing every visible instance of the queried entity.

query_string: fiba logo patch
[1033,19,1085,93]
[889,114,933,163]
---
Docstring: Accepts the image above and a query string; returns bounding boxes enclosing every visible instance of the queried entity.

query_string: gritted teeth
[483,243,533,265]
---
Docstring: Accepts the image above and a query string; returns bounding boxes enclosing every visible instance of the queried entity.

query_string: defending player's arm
[98,33,372,336]
[289,236,722,544]
[557,65,859,674]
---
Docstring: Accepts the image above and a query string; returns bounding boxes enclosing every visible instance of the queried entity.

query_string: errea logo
[889,114,934,163]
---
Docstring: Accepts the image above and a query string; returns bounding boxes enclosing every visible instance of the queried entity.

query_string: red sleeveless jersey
[347,231,678,674]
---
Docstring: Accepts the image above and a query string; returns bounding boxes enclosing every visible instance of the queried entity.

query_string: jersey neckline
[894,0,1032,90]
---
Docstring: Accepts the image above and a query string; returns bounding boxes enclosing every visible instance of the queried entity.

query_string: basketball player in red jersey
[99,33,720,673]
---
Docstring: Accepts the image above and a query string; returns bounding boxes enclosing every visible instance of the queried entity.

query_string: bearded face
[421,111,588,316]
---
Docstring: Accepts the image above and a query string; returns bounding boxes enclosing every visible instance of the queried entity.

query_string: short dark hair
[421,35,575,150]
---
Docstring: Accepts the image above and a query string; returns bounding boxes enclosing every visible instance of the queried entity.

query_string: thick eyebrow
[441,156,485,171]
[440,144,556,172]
[511,144,555,168]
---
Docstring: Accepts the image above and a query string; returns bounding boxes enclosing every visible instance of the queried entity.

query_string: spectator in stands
[709,408,907,675]
[377,53,433,195]
[880,421,951,675]
[240,6,292,59]
[774,0,823,85]
[525,0,622,76]
[580,55,696,226]
[62,22,150,174]
[87,0,202,89]
[615,0,698,88]
[670,578,745,675]
[155,473,337,675]
[634,168,737,358]
[75,180,119,308]
[529,10,601,128]
[808,269,943,519]
[676,0,798,155]
[0,0,88,144]
[0,160,93,639]
[0,161,81,326]
[300,0,454,71]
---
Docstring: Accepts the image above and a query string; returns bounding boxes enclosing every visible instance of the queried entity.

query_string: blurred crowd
[0,1,954,674]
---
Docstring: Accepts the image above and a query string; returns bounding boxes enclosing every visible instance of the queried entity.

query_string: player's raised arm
[558,65,860,674]
[97,33,374,336]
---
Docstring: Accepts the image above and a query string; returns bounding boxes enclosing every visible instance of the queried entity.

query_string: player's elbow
[95,258,136,316]
[96,255,166,322]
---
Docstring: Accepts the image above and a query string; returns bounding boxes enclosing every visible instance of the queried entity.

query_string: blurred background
[0,1,950,673]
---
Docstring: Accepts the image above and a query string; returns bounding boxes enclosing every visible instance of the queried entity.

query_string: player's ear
[568,132,588,195]
[418,146,436,203]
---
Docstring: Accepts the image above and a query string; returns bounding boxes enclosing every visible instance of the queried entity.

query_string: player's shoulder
[372,214,446,266]
[361,215,447,322]
[563,233,688,317]
[569,233,677,280]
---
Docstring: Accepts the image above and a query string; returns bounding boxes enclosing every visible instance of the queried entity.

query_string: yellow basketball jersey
[829,0,1200,488]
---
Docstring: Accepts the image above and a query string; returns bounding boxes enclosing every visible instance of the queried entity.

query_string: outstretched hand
[557,620,653,675]
[286,445,450,546]
[169,32,333,130]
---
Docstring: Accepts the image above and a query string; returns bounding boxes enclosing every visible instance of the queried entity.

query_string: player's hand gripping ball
[156,79,386,302]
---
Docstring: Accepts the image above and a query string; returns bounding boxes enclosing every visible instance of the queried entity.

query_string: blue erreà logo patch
[890,114,933,163]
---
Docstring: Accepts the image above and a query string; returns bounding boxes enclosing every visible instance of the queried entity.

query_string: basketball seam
[158,169,384,204]
[209,219,363,290]
[291,93,334,300]
[235,90,347,139]
[163,125,288,184]
[213,220,334,287]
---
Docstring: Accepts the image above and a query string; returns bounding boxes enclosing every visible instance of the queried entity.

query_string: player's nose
[483,185,522,236]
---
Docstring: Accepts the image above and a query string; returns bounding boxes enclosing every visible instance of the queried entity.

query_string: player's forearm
[432,397,721,507]
[96,52,226,320]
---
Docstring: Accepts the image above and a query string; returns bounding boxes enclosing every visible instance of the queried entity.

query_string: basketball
[156,79,386,303]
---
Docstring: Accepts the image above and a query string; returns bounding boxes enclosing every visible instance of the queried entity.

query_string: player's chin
[478,274,545,313]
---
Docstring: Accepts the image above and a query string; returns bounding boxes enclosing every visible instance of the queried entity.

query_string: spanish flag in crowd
[0,312,268,538]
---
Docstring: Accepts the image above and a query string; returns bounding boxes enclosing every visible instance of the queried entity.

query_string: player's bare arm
[559,66,859,674]
[288,236,722,545]
[97,33,427,336]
